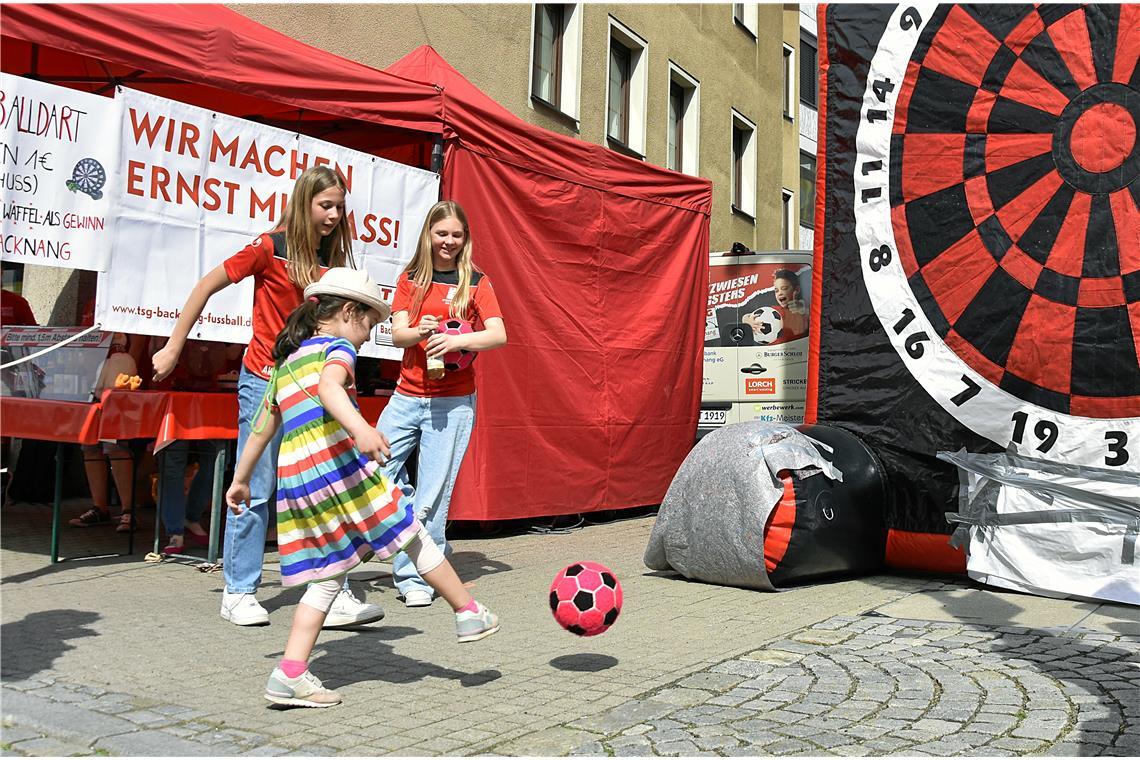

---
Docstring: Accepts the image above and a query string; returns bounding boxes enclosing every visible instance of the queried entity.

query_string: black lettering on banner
[866,109,888,123]
[868,244,893,272]
[1011,410,1059,453]
[891,308,928,358]
[900,7,923,30]
[1105,431,1129,466]
[893,307,916,333]
[950,375,981,406]
[861,186,883,203]
[904,331,930,359]
[861,160,883,175]
[872,78,896,102]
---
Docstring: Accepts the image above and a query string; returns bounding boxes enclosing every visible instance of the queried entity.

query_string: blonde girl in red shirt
[151,166,383,629]
[379,200,508,607]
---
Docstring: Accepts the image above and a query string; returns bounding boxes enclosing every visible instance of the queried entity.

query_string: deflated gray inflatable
[644,422,842,590]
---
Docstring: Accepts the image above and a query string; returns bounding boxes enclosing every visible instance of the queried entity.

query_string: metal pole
[51,442,64,564]
[207,442,227,564]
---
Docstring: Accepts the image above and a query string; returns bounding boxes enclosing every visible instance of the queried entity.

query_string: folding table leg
[153,449,164,555]
[207,443,227,564]
[51,442,64,564]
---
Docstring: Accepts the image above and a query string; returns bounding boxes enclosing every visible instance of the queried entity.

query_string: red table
[1,390,391,563]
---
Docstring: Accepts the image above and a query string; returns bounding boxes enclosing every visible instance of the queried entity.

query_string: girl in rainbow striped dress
[226,267,499,709]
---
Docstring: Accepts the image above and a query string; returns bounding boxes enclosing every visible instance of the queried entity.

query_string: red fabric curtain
[386,49,712,520]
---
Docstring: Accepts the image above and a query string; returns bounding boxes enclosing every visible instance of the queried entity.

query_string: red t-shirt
[1,289,37,326]
[392,269,502,397]
[223,231,328,379]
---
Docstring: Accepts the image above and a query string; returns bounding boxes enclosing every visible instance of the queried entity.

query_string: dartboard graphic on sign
[854,3,1139,473]
[810,3,1139,572]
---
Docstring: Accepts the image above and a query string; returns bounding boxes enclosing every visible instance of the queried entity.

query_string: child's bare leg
[265,579,342,708]
[421,559,472,611]
[403,526,471,610]
[284,579,339,661]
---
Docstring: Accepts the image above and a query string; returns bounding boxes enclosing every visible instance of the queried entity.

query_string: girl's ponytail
[273,298,321,363]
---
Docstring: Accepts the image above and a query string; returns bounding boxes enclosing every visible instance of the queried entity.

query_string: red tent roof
[0,3,443,134]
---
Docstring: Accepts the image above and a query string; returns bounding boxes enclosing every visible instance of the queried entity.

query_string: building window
[606,18,649,155]
[783,44,796,119]
[733,4,758,38]
[668,82,683,172]
[666,62,700,175]
[731,110,757,218]
[608,39,631,144]
[531,4,583,121]
[782,188,795,249]
[532,5,564,108]
[800,151,816,228]
[801,31,818,109]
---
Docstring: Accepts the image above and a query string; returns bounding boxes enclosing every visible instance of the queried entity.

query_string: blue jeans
[224,365,282,594]
[158,439,223,535]
[377,391,476,597]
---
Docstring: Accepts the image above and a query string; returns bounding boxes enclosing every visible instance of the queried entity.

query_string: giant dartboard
[812,3,1139,569]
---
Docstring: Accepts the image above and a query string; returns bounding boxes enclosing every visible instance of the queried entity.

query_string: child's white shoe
[264,667,342,708]
[456,601,500,643]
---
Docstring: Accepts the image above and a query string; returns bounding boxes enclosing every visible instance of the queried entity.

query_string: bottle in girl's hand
[426,356,446,379]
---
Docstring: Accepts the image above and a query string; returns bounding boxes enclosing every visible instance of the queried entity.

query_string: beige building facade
[235,2,805,254]
[10,4,811,322]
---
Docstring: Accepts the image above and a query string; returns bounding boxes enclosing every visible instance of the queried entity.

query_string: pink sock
[279,659,308,678]
[455,599,479,614]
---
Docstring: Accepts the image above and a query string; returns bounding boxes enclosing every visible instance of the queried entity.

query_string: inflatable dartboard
[811,3,1139,572]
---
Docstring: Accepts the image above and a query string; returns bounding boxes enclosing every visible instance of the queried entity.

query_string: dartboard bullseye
[855,3,1139,471]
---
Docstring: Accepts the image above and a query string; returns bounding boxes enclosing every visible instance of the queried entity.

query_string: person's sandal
[68,508,111,528]
[116,513,136,533]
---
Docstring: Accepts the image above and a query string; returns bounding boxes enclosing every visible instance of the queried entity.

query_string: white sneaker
[220,591,270,626]
[323,586,385,628]
[402,589,433,607]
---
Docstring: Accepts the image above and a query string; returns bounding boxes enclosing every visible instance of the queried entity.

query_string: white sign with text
[96,87,439,359]
[1,73,121,272]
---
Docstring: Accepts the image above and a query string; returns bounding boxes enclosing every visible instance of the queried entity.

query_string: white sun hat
[304,267,391,322]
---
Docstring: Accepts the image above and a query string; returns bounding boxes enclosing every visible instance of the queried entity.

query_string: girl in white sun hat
[227,267,499,708]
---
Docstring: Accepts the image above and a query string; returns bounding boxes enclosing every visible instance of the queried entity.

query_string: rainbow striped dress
[271,336,418,586]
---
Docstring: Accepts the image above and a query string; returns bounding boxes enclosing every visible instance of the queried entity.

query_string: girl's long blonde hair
[282,166,354,288]
[404,200,476,320]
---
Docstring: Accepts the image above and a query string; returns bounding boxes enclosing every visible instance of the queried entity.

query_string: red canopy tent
[1,4,712,521]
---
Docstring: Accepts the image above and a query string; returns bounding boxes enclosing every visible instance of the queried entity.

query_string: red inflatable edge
[763,473,797,574]
[885,529,967,574]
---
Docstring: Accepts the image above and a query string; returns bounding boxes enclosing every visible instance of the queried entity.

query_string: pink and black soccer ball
[549,561,623,637]
[439,318,475,371]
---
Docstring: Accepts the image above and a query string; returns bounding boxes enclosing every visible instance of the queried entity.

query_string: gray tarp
[644,422,840,590]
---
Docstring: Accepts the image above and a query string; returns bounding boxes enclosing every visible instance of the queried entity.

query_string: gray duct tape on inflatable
[939,449,1140,564]
[644,422,841,591]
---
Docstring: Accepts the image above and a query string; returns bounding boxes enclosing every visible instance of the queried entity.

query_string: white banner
[96,87,439,359]
[1,73,121,271]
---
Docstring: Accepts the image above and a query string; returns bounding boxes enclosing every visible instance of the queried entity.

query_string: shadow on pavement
[549,653,618,672]
[449,550,513,583]
[309,633,501,690]
[1,609,101,680]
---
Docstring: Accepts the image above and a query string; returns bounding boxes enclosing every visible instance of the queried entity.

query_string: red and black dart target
[888,4,1140,418]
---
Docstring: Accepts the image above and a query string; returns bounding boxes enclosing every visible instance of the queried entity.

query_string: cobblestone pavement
[1,499,1137,756]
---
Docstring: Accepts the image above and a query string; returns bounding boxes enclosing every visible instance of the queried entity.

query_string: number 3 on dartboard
[1010,411,1058,453]
[868,244,892,272]
[1105,432,1129,467]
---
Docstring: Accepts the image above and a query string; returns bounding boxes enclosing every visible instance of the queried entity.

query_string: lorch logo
[745,377,775,395]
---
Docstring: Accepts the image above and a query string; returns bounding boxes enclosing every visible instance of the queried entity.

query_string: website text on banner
[1,73,121,272]
[96,87,440,360]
